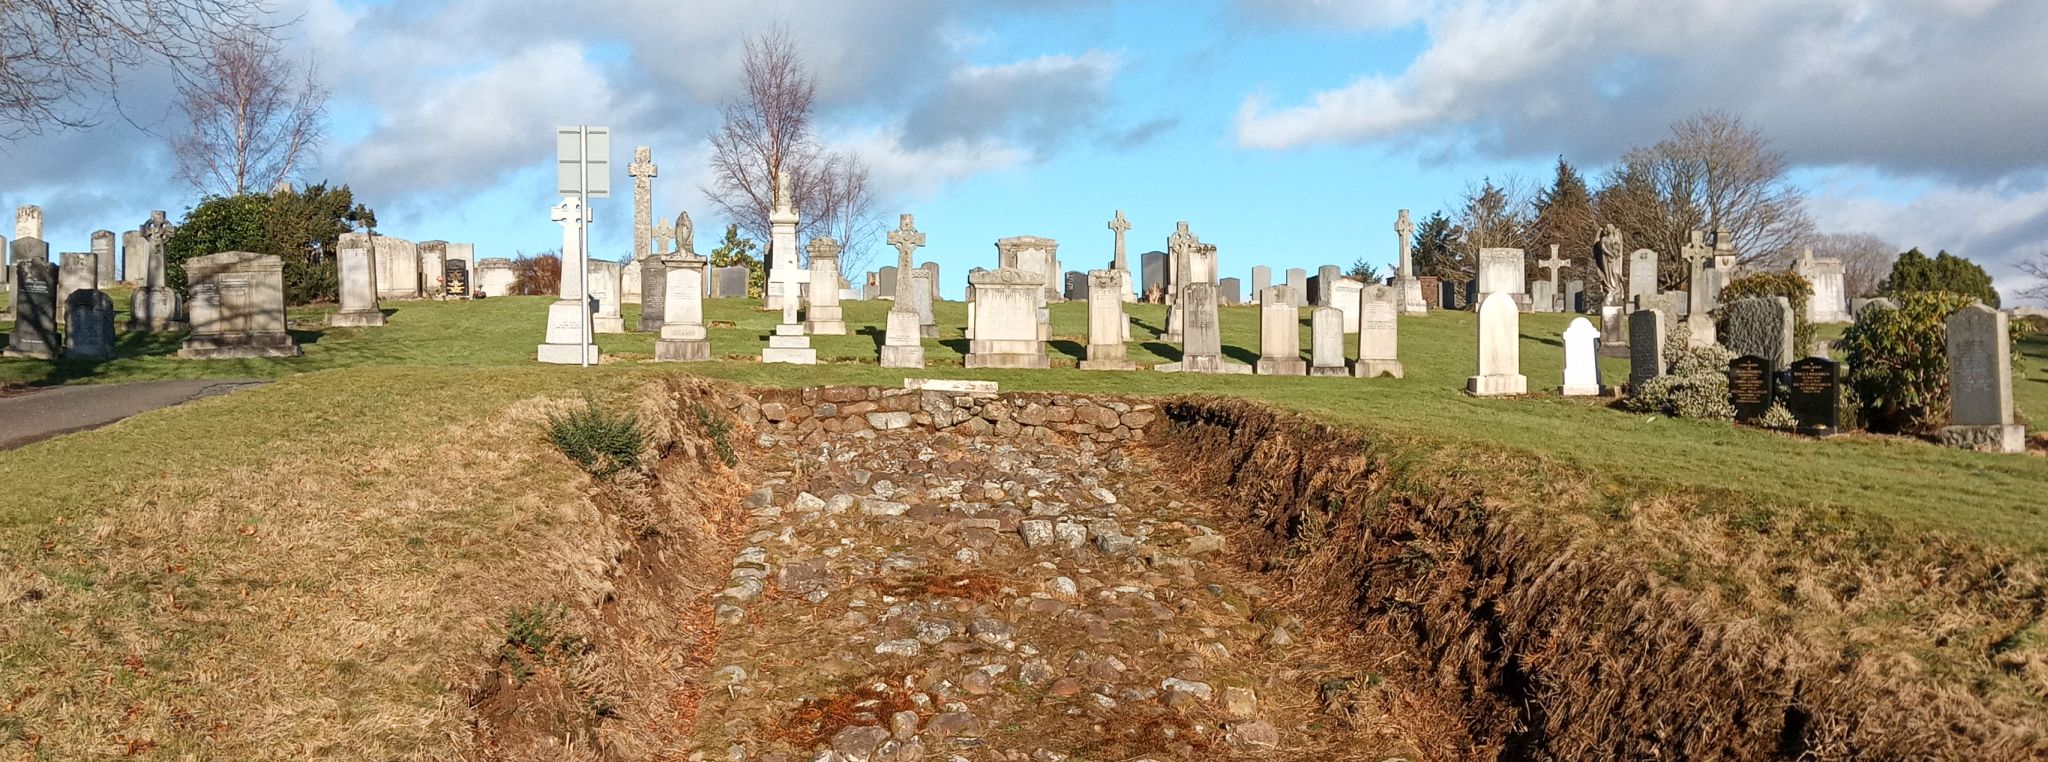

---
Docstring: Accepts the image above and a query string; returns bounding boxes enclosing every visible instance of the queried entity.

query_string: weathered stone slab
[1628,309,1667,391]
[1258,285,1308,376]
[65,289,116,360]
[1466,291,1526,396]
[1157,282,1249,374]
[4,259,57,358]
[1080,269,1132,371]
[177,252,301,359]
[331,232,386,327]
[655,255,710,362]
[1720,296,1795,371]
[1355,284,1403,378]
[966,268,1049,369]
[1476,248,1525,295]
[1939,304,2023,453]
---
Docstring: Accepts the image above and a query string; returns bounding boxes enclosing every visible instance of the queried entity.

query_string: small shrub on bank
[546,397,645,477]
[1625,323,1737,420]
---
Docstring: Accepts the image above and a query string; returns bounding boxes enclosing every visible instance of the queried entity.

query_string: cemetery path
[0,378,266,450]
[684,426,1424,760]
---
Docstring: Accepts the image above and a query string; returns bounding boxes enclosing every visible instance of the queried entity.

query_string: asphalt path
[0,379,267,451]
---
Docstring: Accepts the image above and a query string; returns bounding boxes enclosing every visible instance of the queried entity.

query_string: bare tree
[0,0,272,138]
[1805,232,1899,299]
[2013,248,2048,306]
[1448,176,1532,281]
[172,31,325,196]
[704,26,880,278]
[1601,112,1814,269]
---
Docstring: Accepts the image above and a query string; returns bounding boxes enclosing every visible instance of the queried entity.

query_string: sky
[5,0,2048,302]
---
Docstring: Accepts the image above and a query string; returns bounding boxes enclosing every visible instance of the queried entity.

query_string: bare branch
[0,0,277,139]
[171,29,326,196]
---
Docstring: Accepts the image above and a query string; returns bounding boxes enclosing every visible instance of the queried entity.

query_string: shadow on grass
[856,325,886,351]
[1141,342,1182,362]
[938,337,969,356]
[1526,332,1564,349]
[1048,339,1086,363]
[1222,344,1259,365]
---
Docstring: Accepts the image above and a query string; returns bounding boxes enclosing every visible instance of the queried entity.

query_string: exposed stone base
[762,347,817,364]
[177,334,302,360]
[1939,424,2026,454]
[807,320,847,335]
[920,324,939,339]
[2,348,55,360]
[1256,358,1308,376]
[1157,355,1252,375]
[1397,277,1428,315]
[1355,360,1405,379]
[329,309,386,327]
[537,342,599,364]
[592,315,626,334]
[965,352,1049,369]
[1466,373,1527,396]
[655,339,710,362]
[880,344,926,368]
[1309,365,1351,377]
[1560,383,1604,397]
[1079,358,1134,371]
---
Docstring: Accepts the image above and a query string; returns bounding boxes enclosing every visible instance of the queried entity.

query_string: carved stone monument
[805,236,847,335]
[1355,284,1404,378]
[1560,317,1603,396]
[655,252,710,362]
[1079,269,1133,371]
[177,252,302,359]
[537,195,598,365]
[965,268,1049,369]
[1259,285,1309,376]
[880,214,927,368]
[331,232,386,327]
[1157,282,1250,374]
[1938,304,2024,453]
[1466,292,1526,396]
[65,289,116,360]
[4,259,57,358]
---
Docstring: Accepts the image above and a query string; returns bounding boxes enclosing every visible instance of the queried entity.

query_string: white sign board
[555,126,611,198]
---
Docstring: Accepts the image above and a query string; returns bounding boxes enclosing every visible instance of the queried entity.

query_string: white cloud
[1808,174,2048,300]
[830,126,1027,198]
[902,52,1123,152]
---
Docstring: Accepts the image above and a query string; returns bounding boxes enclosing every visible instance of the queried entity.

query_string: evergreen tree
[1531,157,1598,281]
[710,223,767,298]
[1881,248,1999,307]
[1413,210,1458,280]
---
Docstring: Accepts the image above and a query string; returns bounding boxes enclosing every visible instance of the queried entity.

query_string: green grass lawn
[4,291,2045,549]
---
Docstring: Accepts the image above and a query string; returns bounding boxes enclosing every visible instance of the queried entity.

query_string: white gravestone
[1560,317,1603,396]
[805,237,846,335]
[1355,284,1404,378]
[375,236,422,300]
[332,232,386,327]
[965,268,1049,369]
[177,252,302,359]
[1476,248,1526,296]
[91,230,116,284]
[1309,288,1349,377]
[1258,285,1309,376]
[537,195,598,365]
[1465,291,1527,396]
[762,278,817,365]
[1627,249,1658,306]
[587,260,625,333]
[56,252,97,325]
[655,254,711,362]
[1796,250,1851,324]
[881,214,927,368]
[1079,269,1133,371]
[476,258,518,297]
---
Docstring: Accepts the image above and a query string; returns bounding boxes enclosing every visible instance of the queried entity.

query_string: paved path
[0,379,267,451]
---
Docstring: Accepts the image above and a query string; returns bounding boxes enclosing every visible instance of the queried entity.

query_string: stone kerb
[739,386,1160,445]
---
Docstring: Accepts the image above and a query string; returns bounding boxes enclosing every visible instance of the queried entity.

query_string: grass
[3,291,2046,549]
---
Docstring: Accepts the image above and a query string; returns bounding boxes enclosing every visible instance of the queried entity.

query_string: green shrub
[501,603,583,679]
[1626,322,1737,420]
[1717,271,1813,352]
[1880,248,1998,307]
[164,183,374,305]
[1759,403,1797,430]
[694,404,738,467]
[1838,291,1980,434]
[546,397,645,478]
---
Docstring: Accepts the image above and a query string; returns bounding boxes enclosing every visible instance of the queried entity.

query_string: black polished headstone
[1784,356,1841,437]
[443,260,470,298]
[1726,355,1773,423]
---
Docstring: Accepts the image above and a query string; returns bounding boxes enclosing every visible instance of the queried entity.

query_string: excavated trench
[471,378,2048,761]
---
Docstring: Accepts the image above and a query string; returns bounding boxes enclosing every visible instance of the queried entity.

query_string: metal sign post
[555,126,610,367]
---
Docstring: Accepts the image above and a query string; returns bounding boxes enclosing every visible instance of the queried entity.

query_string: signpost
[556,126,610,367]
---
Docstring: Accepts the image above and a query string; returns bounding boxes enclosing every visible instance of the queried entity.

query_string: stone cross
[1681,231,1712,314]
[1395,209,1415,278]
[1108,210,1131,271]
[887,214,926,303]
[781,280,800,325]
[652,218,675,257]
[1538,244,1567,292]
[628,146,657,262]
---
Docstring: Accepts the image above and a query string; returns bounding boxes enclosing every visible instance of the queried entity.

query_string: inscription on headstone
[1726,355,1773,423]
[1784,357,1840,436]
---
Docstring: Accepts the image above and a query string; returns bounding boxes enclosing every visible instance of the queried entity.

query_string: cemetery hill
[4,4,2048,760]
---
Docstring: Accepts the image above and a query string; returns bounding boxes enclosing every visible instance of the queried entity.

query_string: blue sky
[7,0,2048,301]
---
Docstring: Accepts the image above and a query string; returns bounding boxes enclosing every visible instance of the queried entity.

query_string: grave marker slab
[1079,269,1133,370]
[1628,249,1659,304]
[881,214,927,368]
[1560,317,1603,395]
[476,258,517,297]
[1938,304,2024,452]
[805,237,846,335]
[1784,357,1840,437]
[4,259,57,358]
[1219,277,1242,306]
[1284,268,1308,307]
[56,252,96,325]
[65,289,116,360]
[1157,282,1250,374]
[91,230,116,284]
[655,254,710,361]
[1355,284,1404,378]
[332,232,386,327]
[1721,296,1795,371]
[965,268,1049,368]
[1476,248,1526,296]
[1466,292,1527,396]
[1628,309,1667,391]
[588,260,625,332]
[1726,355,1773,423]
[1259,285,1308,376]
[177,252,301,359]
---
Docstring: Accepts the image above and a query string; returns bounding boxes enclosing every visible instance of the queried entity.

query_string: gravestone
[4,259,57,358]
[128,229,183,332]
[476,258,517,297]
[1628,309,1667,391]
[91,230,116,284]
[1466,292,1527,396]
[65,289,116,360]
[1784,357,1841,437]
[910,268,938,338]
[1530,280,1556,315]
[1079,269,1133,371]
[877,265,899,300]
[1140,251,1166,302]
[1726,355,1773,423]
[1439,279,1462,310]
[56,252,97,325]
[1108,210,1137,303]
[121,230,147,284]
[1720,297,1795,371]
[1284,269,1308,307]
[1419,275,1443,310]
[655,254,710,362]
[1251,266,1271,301]
[1565,280,1585,313]
[1627,249,1658,305]
[1331,278,1363,333]
[1308,286,1349,377]
[537,195,598,365]
[587,260,625,333]
[1311,265,1341,306]
[1063,271,1088,301]
[1355,284,1404,378]
[332,232,386,327]
[714,266,748,298]
[881,214,928,368]
[1258,285,1308,376]
[419,241,451,298]
[1157,282,1249,374]
[764,171,806,311]
[177,252,302,359]
[1394,209,1428,315]
[965,268,1049,368]
[637,255,668,330]
[1219,277,1242,306]
[1938,304,2024,452]
[997,235,1061,302]
[1850,297,1894,319]
[1796,250,1851,324]
[446,243,476,297]
[1475,248,1525,296]
[1560,317,1603,396]
[374,236,421,300]
[14,205,42,240]
[921,262,941,301]
[1535,246,1567,312]
[762,276,817,365]
[805,237,846,335]
[444,260,470,299]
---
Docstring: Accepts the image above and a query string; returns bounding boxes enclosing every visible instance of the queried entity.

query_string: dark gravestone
[1721,296,1795,371]
[877,265,898,299]
[1063,270,1088,301]
[1726,355,1773,423]
[714,265,748,298]
[1565,279,1585,313]
[1419,275,1442,309]
[1218,277,1242,306]
[65,289,116,360]
[444,260,470,298]
[637,256,666,331]
[1627,309,1666,392]
[1784,356,1841,437]
[1139,251,1166,302]
[6,259,59,358]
